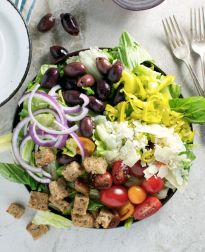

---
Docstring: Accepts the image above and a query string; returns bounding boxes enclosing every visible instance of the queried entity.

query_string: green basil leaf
[88,200,104,211]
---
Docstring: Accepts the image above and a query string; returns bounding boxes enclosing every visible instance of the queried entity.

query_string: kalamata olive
[41,68,60,89]
[79,116,94,137]
[107,60,123,83]
[108,210,121,228]
[64,62,86,77]
[57,152,81,165]
[96,57,112,75]
[37,13,55,32]
[60,13,79,36]
[96,80,111,100]
[88,96,105,113]
[50,46,68,59]
[59,76,78,90]
[112,84,125,106]
[129,161,145,177]
[77,74,95,87]
[62,90,83,105]
[93,172,113,189]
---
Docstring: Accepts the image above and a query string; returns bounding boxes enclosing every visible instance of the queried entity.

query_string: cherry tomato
[77,137,95,156]
[93,172,113,189]
[112,160,129,185]
[129,161,145,177]
[134,196,162,220]
[118,201,135,221]
[128,186,147,204]
[142,175,164,194]
[100,185,128,207]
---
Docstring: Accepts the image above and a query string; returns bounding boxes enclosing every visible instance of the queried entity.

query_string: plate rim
[113,0,165,11]
[0,0,32,108]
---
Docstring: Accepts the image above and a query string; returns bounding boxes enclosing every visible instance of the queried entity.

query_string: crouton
[74,179,89,195]
[49,178,69,200]
[28,191,49,211]
[6,203,25,219]
[83,156,108,174]
[62,161,84,182]
[35,147,56,167]
[71,213,94,228]
[26,223,48,240]
[72,194,89,215]
[95,208,114,229]
[49,196,70,213]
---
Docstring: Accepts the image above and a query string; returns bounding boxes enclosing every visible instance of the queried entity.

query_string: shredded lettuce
[32,211,72,229]
[62,138,77,157]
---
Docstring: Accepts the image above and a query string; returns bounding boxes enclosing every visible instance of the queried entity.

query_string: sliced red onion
[54,134,68,148]
[12,116,52,179]
[60,104,81,114]
[70,132,85,160]
[80,93,89,107]
[29,123,58,147]
[27,170,51,184]
[48,85,61,96]
[65,107,88,122]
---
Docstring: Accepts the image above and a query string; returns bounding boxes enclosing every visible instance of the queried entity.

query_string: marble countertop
[1,0,205,251]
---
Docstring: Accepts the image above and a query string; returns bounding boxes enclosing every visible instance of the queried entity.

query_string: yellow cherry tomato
[118,201,135,221]
[128,186,147,204]
[77,137,96,156]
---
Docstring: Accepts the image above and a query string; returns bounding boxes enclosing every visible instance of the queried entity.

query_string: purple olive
[112,84,125,106]
[88,96,105,113]
[77,74,95,87]
[79,116,95,137]
[37,13,55,32]
[107,60,123,83]
[41,68,60,89]
[64,62,86,77]
[96,80,111,100]
[60,76,78,90]
[57,152,81,165]
[96,57,112,75]
[50,46,68,60]
[62,90,83,105]
[60,13,79,36]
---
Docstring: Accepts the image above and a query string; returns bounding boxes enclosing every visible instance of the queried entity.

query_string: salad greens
[0,133,12,153]
[124,217,134,229]
[32,211,72,229]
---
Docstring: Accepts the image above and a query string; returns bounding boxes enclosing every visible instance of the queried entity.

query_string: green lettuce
[62,138,77,157]
[0,133,12,153]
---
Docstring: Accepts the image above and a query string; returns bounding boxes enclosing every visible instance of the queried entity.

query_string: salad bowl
[1,32,203,232]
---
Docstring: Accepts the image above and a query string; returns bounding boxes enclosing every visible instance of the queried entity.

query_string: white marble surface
[1,0,205,251]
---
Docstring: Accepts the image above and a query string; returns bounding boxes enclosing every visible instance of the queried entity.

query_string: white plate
[0,0,31,107]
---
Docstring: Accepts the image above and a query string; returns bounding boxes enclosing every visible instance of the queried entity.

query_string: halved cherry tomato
[100,185,128,207]
[77,137,95,156]
[118,201,135,221]
[142,175,164,194]
[112,160,129,185]
[128,186,147,204]
[129,161,145,177]
[134,196,162,220]
[93,172,113,189]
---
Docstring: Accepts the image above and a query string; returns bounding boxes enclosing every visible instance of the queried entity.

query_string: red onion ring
[65,108,89,122]
[48,85,61,96]
[70,132,85,159]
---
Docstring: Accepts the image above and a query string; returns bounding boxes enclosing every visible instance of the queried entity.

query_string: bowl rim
[113,0,165,11]
[0,0,32,108]
[12,48,177,228]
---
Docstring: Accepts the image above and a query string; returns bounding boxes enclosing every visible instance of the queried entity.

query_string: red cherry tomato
[142,175,164,194]
[93,172,113,189]
[112,160,129,185]
[129,161,145,177]
[134,196,162,220]
[100,185,128,207]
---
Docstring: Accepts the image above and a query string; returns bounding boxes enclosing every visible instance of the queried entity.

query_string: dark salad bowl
[12,49,176,227]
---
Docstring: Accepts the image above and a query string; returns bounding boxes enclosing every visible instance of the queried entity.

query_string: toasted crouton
[49,196,70,213]
[74,179,89,195]
[26,223,48,240]
[49,178,69,200]
[6,203,25,219]
[83,156,108,174]
[95,208,114,229]
[28,191,49,211]
[71,213,94,228]
[62,161,84,182]
[35,147,56,167]
[72,194,89,215]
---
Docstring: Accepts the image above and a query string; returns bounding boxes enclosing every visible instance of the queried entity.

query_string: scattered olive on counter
[79,116,94,137]
[107,60,123,83]
[96,57,112,75]
[60,13,80,36]
[64,62,86,77]
[50,46,68,60]
[41,68,60,89]
[37,13,55,32]
[77,74,95,87]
